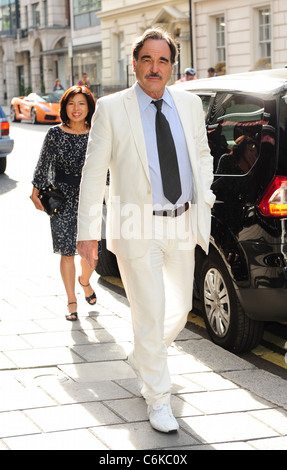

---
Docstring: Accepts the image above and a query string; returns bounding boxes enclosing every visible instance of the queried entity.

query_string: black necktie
[152,99,182,204]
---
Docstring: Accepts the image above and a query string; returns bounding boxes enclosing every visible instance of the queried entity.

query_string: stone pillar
[42,54,54,92]
[30,55,41,94]
[5,60,17,104]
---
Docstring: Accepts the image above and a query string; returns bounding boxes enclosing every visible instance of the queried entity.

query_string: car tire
[0,157,7,174]
[31,108,37,125]
[199,250,264,353]
[96,239,120,277]
[10,106,20,122]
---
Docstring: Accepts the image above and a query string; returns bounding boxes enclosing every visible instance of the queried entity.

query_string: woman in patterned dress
[30,86,96,321]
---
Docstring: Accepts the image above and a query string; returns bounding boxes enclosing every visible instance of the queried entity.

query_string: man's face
[133,39,174,100]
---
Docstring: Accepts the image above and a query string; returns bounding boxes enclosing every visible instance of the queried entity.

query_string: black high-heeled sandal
[78,276,97,305]
[66,302,78,322]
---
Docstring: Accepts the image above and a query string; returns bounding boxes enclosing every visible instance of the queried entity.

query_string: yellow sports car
[10,91,64,124]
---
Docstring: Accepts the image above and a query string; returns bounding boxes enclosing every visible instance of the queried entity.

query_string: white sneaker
[148,404,179,433]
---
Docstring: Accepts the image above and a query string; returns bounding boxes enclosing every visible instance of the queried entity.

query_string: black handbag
[38,184,64,216]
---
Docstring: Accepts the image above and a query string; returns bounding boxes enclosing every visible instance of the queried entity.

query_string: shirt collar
[136,82,173,111]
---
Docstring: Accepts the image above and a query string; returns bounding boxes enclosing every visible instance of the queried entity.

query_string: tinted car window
[197,94,214,119]
[207,93,264,175]
[278,93,287,174]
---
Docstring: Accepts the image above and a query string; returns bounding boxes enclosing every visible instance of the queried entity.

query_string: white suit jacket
[78,83,215,259]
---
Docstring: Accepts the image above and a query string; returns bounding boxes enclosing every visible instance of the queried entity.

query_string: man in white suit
[77,28,215,433]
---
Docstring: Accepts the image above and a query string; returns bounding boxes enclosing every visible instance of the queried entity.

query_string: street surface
[1,119,287,450]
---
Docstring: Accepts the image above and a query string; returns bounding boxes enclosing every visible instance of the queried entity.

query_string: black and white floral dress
[32,126,89,256]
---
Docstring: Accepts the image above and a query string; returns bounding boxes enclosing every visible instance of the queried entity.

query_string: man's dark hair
[132,28,178,65]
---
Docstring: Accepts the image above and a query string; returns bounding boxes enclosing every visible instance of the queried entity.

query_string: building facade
[0,0,70,103]
[0,0,102,103]
[0,1,287,104]
[70,0,102,97]
[99,0,287,91]
[99,0,192,93]
[193,0,287,78]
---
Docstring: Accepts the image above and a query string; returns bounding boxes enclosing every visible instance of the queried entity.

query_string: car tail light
[1,121,9,136]
[258,176,287,217]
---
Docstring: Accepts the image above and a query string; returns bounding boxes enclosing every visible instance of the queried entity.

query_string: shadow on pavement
[0,174,18,195]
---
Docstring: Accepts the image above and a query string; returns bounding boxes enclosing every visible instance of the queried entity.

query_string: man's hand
[77,240,99,270]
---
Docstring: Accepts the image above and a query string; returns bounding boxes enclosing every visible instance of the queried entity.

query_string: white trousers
[116,209,195,405]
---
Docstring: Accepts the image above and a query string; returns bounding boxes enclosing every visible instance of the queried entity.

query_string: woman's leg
[60,255,77,320]
[78,257,97,305]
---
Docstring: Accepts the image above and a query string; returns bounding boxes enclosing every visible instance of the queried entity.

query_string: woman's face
[66,93,88,125]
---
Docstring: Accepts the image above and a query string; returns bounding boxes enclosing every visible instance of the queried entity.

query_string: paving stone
[168,353,211,374]
[0,386,56,412]
[71,342,131,362]
[248,436,287,450]
[0,320,45,335]
[223,370,287,409]
[0,335,32,351]
[179,412,279,444]
[21,330,92,348]
[0,411,40,438]
[249,408,287,435]
[0,352,17,369]
[25,402,123,433]
[59,360,136,382]
[5,347,83,368]
[175,338,256,372]
[39,380,132,405]
[91,421,198,450]
[177,389,270,415]
[2,367,72,387]
[183,371,238,391]
[3,429,109,450]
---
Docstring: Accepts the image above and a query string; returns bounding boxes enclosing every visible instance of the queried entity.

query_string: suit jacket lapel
[123,85,151,183]
[168,87,199,178]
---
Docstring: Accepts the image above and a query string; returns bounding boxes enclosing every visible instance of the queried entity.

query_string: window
[198,94,215,119]
[259,8,271,60]
[73,0,101,14]
[32,2,40,28]
[43,0,48,27]
[117,32,125,85]
[73,0,101,29]
[215,16,226,63]
[0,0,16,35]
[208,93,265,175]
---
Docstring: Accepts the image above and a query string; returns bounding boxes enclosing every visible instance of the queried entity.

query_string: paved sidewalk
[1,259,287,452]
[3,103,287,451]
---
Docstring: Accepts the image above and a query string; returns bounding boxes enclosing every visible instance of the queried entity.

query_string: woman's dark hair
[60,85,95,128]
[132,28,178,65]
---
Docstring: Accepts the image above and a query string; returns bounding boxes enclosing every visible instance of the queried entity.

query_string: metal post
[189,0,194,67]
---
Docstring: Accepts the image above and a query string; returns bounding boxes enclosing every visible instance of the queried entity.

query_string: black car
[175,67,287,352]
[0,105,14,174]
[97,68,287,353]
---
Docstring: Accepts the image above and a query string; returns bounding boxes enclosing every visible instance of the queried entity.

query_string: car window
[197,94,214,119]
[278,93,287,175]
[208,93,265,175]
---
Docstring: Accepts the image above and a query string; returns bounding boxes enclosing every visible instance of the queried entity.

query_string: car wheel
[199,250,264,353]
[31,108,37,124]
[10,106,20,122]
[0,157,7,174]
